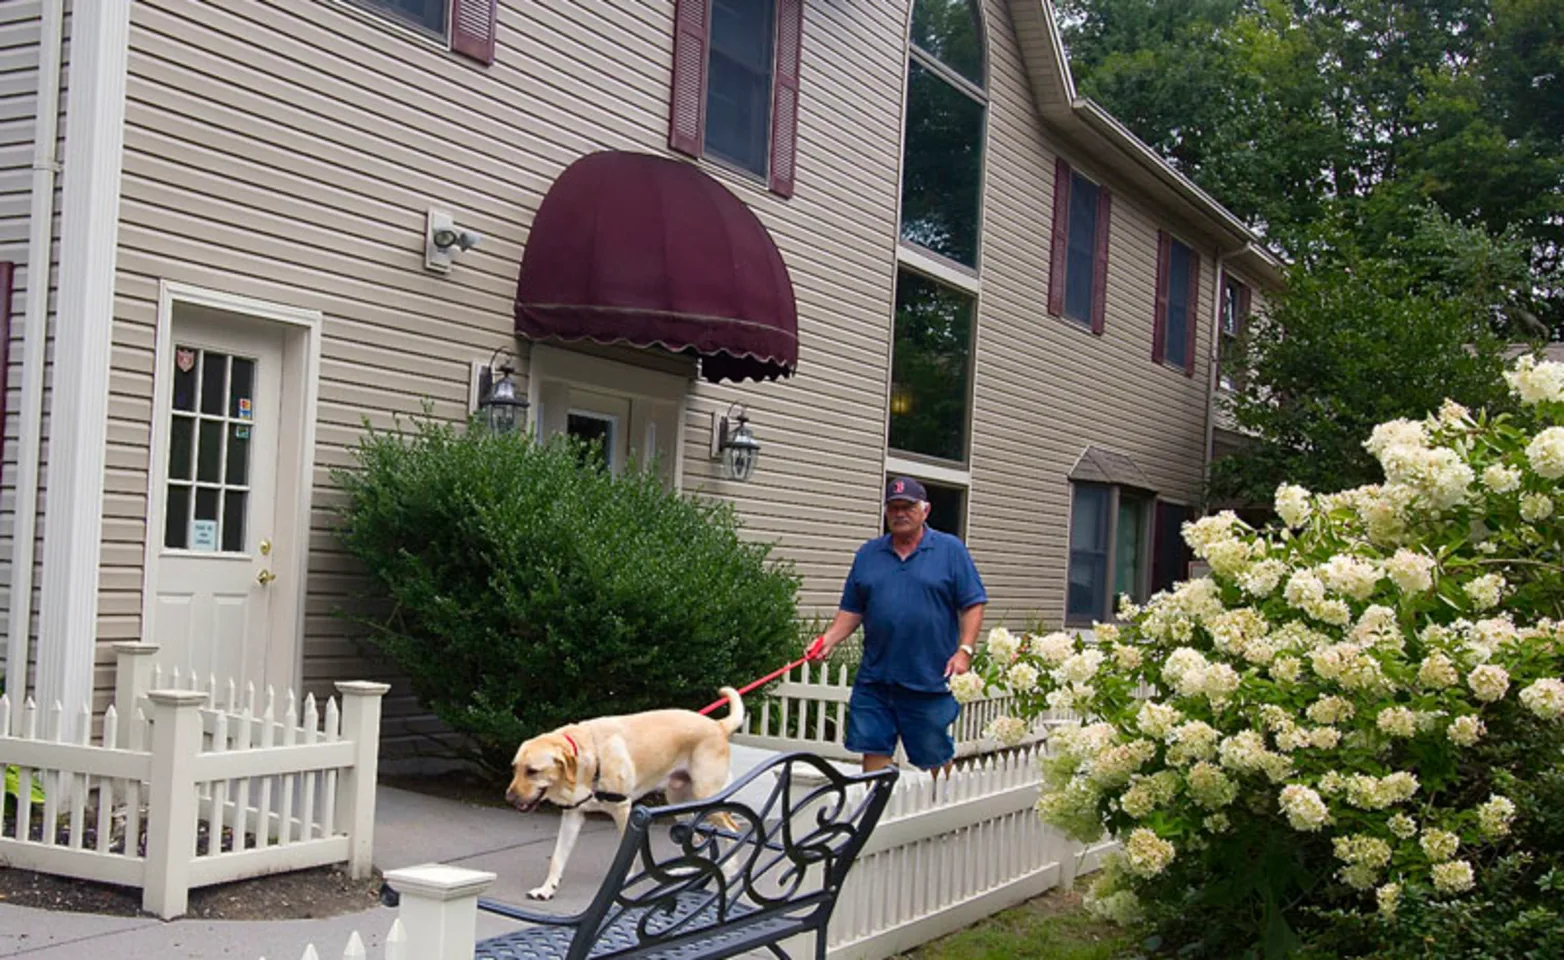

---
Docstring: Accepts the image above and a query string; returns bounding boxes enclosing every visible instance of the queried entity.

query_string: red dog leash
[696,638,825,716]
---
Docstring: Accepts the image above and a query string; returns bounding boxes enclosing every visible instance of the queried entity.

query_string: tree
[1210,209,1523,505]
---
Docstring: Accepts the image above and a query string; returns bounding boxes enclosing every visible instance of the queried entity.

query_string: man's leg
[844,682,899,775]
[897,690,960,799]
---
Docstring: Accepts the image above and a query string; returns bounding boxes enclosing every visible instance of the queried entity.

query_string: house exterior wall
[82,0,1256,750]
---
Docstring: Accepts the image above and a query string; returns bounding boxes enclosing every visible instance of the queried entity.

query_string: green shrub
[332,416,801,774]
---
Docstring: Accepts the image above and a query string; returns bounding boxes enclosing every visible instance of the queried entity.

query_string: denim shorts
[844,681,961,770]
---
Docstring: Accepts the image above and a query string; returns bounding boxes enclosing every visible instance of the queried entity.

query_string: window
[669,0,803,196]
[888,269,974,463]
[1047,160,1112,332]
[164,347,256,553]
[899,0,986,268]
[1219,275,1251,391]
[1067,484,1152,624]
[351,0,496,64]
[705,0,777,176]
[358,0,445,34]
[1153,232,1200,375]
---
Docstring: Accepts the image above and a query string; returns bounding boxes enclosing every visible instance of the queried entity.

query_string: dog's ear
[560,742,579,792]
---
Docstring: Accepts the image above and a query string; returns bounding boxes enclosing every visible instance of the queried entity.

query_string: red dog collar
[562,733,580,757]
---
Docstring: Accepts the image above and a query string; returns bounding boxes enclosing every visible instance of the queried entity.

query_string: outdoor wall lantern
[712,402,761,482]
[477,347,529,437]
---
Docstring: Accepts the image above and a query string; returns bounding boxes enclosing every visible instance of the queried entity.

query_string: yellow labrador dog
[504,687,745,900]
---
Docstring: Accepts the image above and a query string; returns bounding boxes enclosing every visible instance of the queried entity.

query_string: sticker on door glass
[237,398,253,421]
[176,348,197,373]
[234,425,250,440]
[191,519,219,552]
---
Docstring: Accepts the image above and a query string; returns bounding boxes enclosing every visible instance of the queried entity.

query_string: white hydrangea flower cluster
[958,359,1564,924]
[1504,354,1564,405]
[982,715,1031,747]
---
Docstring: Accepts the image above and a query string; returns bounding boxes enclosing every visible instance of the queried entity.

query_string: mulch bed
[0,862,383,920]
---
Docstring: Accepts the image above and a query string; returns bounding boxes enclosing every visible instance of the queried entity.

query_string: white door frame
[141,280,322,693]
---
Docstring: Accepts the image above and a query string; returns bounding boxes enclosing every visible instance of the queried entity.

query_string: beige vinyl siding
[965,0,1216,624]
[110,0,908,752]
[0,0,66,688]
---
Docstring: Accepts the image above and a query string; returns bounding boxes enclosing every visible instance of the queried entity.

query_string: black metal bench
[467,752,897,960]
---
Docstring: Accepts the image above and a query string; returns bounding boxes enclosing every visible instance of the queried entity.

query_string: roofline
[1019,0,1286,288]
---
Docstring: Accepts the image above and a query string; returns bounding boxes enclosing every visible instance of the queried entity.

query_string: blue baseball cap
[885,476,928,503]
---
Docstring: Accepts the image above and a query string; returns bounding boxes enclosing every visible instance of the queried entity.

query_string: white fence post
[384,864,495,960]
[142,689,207,919]
[336,681,389,879]
[112,642,158,748]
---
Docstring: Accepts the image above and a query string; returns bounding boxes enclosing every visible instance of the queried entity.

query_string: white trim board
[140,281,323,696]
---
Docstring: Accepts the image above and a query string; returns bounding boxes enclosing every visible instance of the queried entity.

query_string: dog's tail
[716,686,745,736]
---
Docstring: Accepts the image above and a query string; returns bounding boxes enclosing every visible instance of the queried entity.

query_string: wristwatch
[958,644,976,657]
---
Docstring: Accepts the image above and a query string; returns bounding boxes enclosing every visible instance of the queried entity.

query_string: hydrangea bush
[960,357,1564,956]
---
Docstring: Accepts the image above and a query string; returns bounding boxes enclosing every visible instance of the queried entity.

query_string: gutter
[7,0,65,724]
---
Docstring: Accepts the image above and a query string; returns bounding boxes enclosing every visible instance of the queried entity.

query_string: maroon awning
[515,150,798,383]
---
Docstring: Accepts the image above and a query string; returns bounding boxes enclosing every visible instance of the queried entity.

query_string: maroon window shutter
[449,0,497,65]
[0,262,11,489]
[669,0,711,157]
[1047,156,1071,316]
[768,0,803,197]
[1090,187,1112,335]
[1185,249,1201,377]
[1152,231,1170,364]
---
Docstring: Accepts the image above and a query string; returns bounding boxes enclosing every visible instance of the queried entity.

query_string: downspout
[6,0,66,725]
[1201,250,1228,512]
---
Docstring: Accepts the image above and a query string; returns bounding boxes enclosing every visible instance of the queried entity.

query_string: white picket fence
[0,641,389,918]
[825,746,1115,960]
[732,661,1049,762]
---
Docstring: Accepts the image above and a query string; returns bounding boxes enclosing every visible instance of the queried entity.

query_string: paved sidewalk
[0,745,897,959]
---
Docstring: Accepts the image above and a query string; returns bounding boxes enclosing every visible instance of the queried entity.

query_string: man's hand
[944,648,972,677]
[805,635,828,661]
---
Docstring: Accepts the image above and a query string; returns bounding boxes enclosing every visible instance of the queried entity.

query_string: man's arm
[945,603,986,676]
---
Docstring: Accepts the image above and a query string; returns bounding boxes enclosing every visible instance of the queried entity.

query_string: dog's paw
[527,884,557,901]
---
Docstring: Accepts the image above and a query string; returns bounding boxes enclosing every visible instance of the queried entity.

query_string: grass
[897,890,1135,960]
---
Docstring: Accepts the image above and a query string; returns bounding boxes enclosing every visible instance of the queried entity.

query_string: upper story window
[889,268,974,463]
[899,0,987,268]
[1047,159,1112,333]
[350,0,497,64]
[669,0,804,197]
[1153,232,1200,376]
[1219,275,1252,391]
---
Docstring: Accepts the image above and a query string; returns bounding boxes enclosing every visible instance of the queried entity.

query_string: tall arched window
[898,0,987,268]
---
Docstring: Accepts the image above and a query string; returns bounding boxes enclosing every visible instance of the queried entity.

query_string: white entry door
[150,316,286,691]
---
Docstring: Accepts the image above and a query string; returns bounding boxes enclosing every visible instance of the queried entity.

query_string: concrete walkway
[0,745,903,959]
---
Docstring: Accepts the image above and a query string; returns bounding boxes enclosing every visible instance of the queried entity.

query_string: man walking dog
[808,477,987,775]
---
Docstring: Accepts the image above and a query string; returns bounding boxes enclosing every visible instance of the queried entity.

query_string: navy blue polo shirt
[841,527,987,692]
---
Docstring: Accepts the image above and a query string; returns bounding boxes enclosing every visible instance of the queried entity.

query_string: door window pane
[173,347,198,411]
[200,352,229,416]
[229,357,255,419]
[1067,485,1111,621]
[899,60,984,266]
[226,424,251,485]
[567,413,613,470]
[1165,240,1192,366]
[169,416,194,481]
[910,0,985,86]
[1115,498,1147,602]
[222,491,248,552]
[888,269,973,463]
[1065,173,1100,325]
[164,485,190,549]
[705,0,776,176]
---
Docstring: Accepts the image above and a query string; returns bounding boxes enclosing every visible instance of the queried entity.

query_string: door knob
[257,568,277,586]
[259,538,272,556]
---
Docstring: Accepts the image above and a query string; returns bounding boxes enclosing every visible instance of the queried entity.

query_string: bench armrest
[476,896,586,927]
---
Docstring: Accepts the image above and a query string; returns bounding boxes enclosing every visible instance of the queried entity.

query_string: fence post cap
[335,681,392,697]
[112,641,160,656]
[383,864,496,900]
[145,689,209,706]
